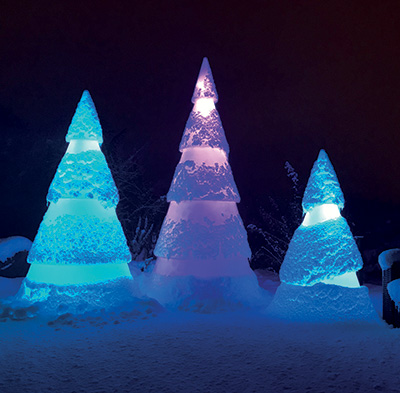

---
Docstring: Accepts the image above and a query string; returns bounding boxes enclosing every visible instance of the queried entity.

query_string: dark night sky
[1,1,400,241]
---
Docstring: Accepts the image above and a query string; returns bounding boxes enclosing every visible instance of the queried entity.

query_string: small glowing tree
[269,150,376,321]
[20,91,132,308]
[153,58,253,279]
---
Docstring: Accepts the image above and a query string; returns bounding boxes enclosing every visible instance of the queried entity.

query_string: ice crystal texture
[302,150,344,213]
[154,57,253,282]
[179,110,229,153]
[279,216,363,286]
[28,212,131,265]
[47,150,119,208]
[65,90,103,143]
[26,90,131,295]
[167,160,239,202]
[191,57,219,103]
[268,282,377,321]
[155,215,251,260]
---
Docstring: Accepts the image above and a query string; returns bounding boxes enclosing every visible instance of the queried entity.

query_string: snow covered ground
[1,272,400,393]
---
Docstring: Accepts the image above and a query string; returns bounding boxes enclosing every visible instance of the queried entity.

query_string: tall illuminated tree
[149,58,261,309]
[269,150,376,320]
[19,91,132,309]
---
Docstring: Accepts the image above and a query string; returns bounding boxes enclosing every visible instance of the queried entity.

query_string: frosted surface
[0,236,32,262]
[268,282,377,321]
[191,57,218,103]
[279,216,363,286]
[47,150,119,208]
[302,149,345,213]
[167,160,240,202]
[28,200,131,266]
[179,109,229,153]
[154,58,252,281]
[17,277,140,314]
[65,90,103,143]
[155,214,250,260]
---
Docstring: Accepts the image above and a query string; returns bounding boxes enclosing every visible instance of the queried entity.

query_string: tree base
[268,282,379,322]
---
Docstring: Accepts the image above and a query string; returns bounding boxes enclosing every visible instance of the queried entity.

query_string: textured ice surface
[28,201,131,266]
[47,150,119,208]
[302,149,344,213]
[155,215,250,260]
[139,271,269,311]
[14,276,162,315]
[0,237,32,262]
[191,57,218,104]
[378,248,400,271]
[268,282,378,321]
[167,160,239,202]
[279,216,363,286]
[65,90,103,143]
[179,109,229,153]
[155,201,250,261]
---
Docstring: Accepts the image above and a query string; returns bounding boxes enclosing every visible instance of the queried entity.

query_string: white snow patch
[0,236,31,262]
[378,248,400,271]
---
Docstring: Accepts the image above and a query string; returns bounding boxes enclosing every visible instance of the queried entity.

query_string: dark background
[1,1,400,272]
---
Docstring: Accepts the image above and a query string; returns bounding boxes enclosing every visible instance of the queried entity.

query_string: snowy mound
[387,279,400,308]
[378,248,400,271]
[302,150,344,213]
[11,276,162,317]
[167,160,240,202]
[0,236,32,278]
[0,236,32,263]
[48,150,119,208]
[268,282,378,322]
[279,217,363,286]
[138,271,271,312]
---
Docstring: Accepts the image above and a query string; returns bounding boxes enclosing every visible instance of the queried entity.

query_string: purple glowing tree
[153,58,253,279]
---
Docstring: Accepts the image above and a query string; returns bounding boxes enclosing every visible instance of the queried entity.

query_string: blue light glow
[302,150,345,213]
[25,90,132,294]
[65,90,103,143]
[27,264,131,286]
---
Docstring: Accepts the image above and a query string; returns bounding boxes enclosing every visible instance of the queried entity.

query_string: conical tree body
[65,90,103,143]
[154,58,252,278]
[26,91,131,287]
[279,150,361,286]
[302,149,344,213]
[269,150,376,321]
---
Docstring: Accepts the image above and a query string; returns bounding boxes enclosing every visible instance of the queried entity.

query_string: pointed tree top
[66,90,103,144]
[191,57,218,104]
[302,149,345,213]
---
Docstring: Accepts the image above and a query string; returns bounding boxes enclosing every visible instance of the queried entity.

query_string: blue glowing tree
[22,91,132,299]
[279,149,362,287]
[268,150,376,321]
[153,58,252,278]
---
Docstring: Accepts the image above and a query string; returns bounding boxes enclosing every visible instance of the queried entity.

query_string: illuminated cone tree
[269,150,376,321]
[154,58,253,280]
[20,91,132,309]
